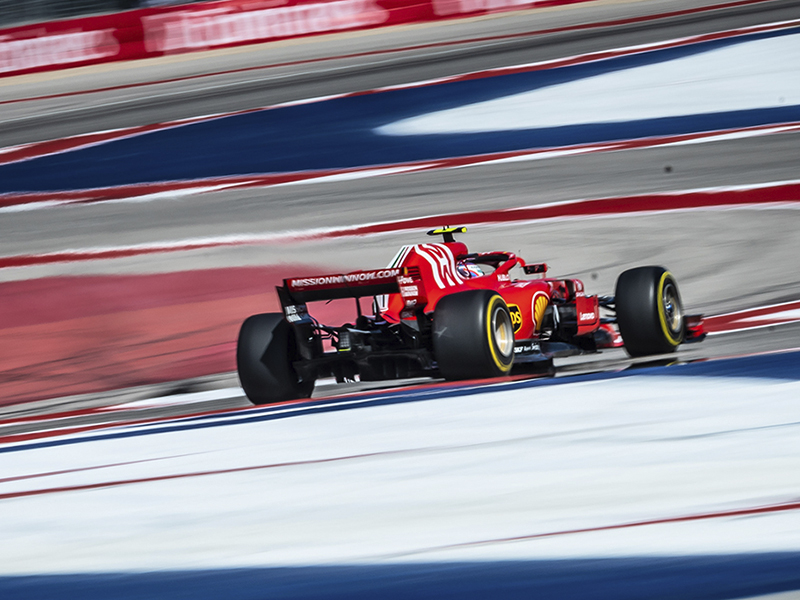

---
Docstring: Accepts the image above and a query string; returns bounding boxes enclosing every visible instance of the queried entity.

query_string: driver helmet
[456,261,484,278]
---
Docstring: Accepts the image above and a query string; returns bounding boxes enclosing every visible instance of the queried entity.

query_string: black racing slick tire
[236,313,314,405]
[615,266,685,357]
[433,290,515,380]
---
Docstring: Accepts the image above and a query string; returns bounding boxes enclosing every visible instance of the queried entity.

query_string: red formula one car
[237,227,704,404]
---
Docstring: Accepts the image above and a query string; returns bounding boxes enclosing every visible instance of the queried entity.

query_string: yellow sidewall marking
[486,295,513,373]
[657,271,682,346]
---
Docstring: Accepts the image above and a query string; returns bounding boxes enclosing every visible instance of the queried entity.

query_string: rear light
[337,330,352,352]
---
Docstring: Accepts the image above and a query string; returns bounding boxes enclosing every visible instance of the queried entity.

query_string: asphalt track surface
[1,0,799,418]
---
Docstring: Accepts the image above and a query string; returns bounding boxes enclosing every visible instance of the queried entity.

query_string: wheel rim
[662,281,683,335]
[492,308,514,358]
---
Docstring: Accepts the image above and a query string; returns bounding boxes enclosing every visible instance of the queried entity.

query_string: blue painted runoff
[1,27,798,193]
[633,350,800,381]
[1,554,800,599]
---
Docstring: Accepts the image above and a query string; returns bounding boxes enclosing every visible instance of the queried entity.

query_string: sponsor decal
[398,265,426,309]
[143,0,388,53]
[289,268,400,288]
[497,273,510,282]
[531,291,548,332]
[507,304,523,333]
[514,342,541,354]
[415,243,464,289]
[400,285,419,296]
[579,311,597,321]
[283,303,309,323]
[0,29,119,74]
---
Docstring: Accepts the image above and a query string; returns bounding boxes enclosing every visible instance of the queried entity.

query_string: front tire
[236,313,314,405]
[615,266,685,357]
[433,290,515,380]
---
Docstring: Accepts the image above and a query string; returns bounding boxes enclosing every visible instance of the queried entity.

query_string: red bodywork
[238,233,709,404]
[380,241,602,343]
[281,239,705,352]
[275,235,707,389]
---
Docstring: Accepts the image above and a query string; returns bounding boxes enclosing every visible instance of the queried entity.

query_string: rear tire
[236,313,314,405]
[615,266,685,357]
[433,290,515,380]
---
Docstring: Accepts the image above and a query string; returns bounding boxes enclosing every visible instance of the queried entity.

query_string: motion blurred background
[1,0,799,595]
[0,0,203,28]
[2,0,798,406]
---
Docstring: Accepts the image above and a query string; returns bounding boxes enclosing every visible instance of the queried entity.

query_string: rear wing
[281,268,403,304]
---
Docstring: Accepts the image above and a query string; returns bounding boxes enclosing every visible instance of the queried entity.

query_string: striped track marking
[0,18,797,181]
[0,455,198,485]
[0,375,544,447]
[395,498,800,557]
[0,0,782,108]
[2,180,799,270]
[2,121,799,211]
[0,448,436,501]
[0,350,798,563]
[2,450,800,551]
[705,300,800,334]
[1,344,798,449]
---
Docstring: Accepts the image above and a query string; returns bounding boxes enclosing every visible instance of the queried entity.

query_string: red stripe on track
[0,455,194,484]
[0,0,781,107]
[705,300,800,333]
[335,181,800,237]
[0,411,234,447]
[0,449,413,500]
[0,403,266,446]
[426,499,800,552]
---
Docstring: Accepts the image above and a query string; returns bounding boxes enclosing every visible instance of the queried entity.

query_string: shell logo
[532,292,549,332]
